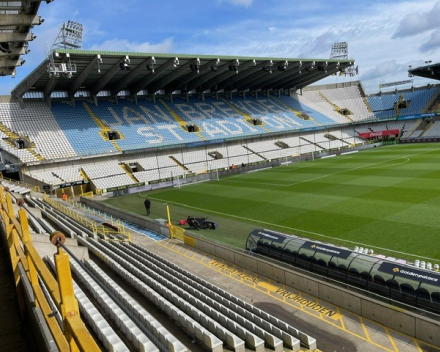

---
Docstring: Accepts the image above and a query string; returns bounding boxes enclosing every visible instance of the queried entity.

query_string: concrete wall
[187,234,440,347]
[80,196,170,237]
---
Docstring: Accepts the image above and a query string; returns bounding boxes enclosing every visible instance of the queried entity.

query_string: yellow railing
[44,194,131,242]
[0,187,100,351]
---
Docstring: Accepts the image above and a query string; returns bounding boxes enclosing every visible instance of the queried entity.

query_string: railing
[44,193,132,242]
[0,186,100,351]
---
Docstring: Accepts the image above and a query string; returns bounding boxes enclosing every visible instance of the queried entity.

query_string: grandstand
[2,19,440,352]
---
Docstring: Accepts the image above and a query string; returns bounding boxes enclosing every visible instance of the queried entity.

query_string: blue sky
[1,0,440,95]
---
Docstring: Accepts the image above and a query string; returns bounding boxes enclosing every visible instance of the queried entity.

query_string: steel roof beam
[147,58,200,94]
[259,63,314,91]
[185,59,239,92]
[89,57,125,96]
[129,57,179,95]
[43,76,59,100]
[202,60,258,92]
[11,60,47,98]
[245,63,300,91]
[67,56,98,98]
[165,58,220,92]
[110,56,155,96]
[215,60,273,92]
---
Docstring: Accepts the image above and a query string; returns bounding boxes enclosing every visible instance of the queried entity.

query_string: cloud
[88,38,174,53]
[419,28,440,52]
[219,0,254,7]
[393,1,440,38]
[360,60,410,81]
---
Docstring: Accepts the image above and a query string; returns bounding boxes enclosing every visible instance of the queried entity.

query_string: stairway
[159,99,206,140]
[242,145,268,161]
[394,94,405,117]
[120,163,139,182]
[317,91,354,122]
[300,136,326,150]
[83,102,123,152]
[357,83,373,113]
[273,97,320,125]
[169,156,190,171]
[0,121,44,161]
[419,121,435,137]
[220,97,272,132]
[404,118,424,138]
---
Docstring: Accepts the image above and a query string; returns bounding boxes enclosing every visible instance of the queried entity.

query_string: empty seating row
[68,245,160,352]
[79,237,227,352]
[129,242,317,350]
[46,258,129,352]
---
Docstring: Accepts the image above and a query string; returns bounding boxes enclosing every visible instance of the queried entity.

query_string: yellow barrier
[169,225,185,241]
[0,187,100,351]
[44,193,131,242]
[81,191,94,198]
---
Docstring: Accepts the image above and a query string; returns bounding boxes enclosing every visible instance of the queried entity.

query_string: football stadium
[1,1,440,352]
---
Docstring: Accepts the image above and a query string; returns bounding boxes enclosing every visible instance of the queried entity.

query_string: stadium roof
[0,0,48,77]
[409,62,440,81]
[11,49,354,100]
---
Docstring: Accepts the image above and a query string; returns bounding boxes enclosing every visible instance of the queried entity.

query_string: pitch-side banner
[359,129,400,138]
[378,262,440,287]
[379,79,413,88]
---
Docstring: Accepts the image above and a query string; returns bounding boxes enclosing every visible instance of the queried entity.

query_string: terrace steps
[317,91,354,122]
[419,121,435,137]
[274,97,319,125]
[220,97,272,132]
[242,145,268,161]
[120,163,139,183]
[82,102,123,152]
[159,99,206,140]
[300,136,325,150]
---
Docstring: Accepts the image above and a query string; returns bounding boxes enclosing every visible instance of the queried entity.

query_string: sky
[1,0,440,95]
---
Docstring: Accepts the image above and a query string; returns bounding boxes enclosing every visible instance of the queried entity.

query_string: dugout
[246,229,440,313]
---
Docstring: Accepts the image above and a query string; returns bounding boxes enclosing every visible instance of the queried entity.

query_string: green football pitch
[102,143,440,263]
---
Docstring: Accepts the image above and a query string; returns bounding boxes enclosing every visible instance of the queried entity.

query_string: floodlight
[210,65,218,72]
[97,55,103,64]
[190,63,199,73]
[119,62,130,70]
[229,64,238,73]
[278,61,288,71]
[120,56,131,70]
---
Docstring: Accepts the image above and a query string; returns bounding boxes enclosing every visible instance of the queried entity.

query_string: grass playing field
[102,143,440,263]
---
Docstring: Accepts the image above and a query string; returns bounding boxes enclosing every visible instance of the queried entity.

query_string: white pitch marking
[158,198,440,262]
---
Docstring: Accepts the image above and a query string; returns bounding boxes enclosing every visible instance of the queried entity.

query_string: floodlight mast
[330,41,357,77]
[51,21,84,50]
[47,21,83,79]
